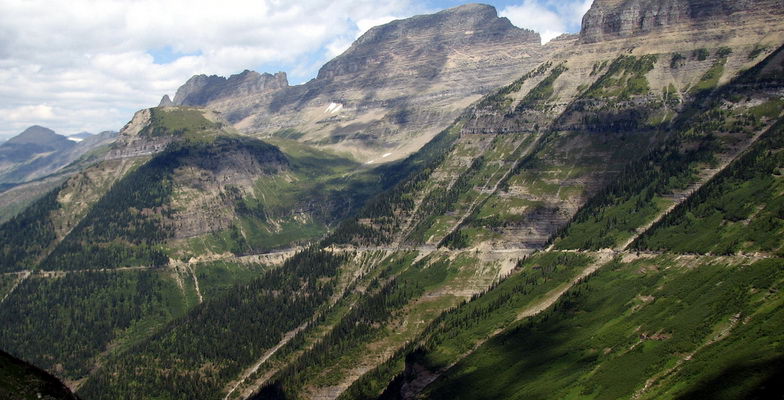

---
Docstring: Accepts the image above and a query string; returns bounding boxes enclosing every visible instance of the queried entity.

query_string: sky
[0,0,593,140]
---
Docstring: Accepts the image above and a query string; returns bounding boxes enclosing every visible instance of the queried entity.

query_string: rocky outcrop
[581,0,784,43]
[172,70,288,106]
[165,4,545,162]
[158,94,175,107]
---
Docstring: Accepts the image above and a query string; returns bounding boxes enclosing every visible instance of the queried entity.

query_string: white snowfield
[325,102,343,114]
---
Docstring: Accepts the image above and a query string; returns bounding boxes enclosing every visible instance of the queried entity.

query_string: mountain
[165,4,547,162]
[0,349,80,400]
[173,70,289,106]
[0,1,783,400]
[158,95,174,107]
[0,129,118,224]
[0,126,75,165]
[0,127,118,185]
[581,0,784,43]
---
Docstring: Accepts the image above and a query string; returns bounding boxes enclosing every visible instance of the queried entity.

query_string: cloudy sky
[0,0,592,140]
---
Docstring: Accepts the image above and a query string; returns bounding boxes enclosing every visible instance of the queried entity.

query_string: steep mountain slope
[166,4,547,162]
[339,15,784,400]
[61,2,784,399]
[0,105,403,387]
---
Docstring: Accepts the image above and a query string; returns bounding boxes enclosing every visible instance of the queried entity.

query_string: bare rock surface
[165,4,546,162]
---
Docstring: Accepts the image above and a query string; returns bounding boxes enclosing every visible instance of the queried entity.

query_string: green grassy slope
[633,119,784,255]
[423,256,784,400]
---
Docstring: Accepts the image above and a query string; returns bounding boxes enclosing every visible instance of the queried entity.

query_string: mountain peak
[317,3,539,80]
[158,94,175,107]
[6,125,67,146]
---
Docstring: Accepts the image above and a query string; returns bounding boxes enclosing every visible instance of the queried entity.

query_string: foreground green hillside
[422,255,784,400]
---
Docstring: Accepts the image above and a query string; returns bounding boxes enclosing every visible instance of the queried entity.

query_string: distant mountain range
[0,126,117,185]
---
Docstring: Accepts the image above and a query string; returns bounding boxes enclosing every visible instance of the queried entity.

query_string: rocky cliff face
[581,0,784,43]
[164,4,546,162]
[316,4,539,82]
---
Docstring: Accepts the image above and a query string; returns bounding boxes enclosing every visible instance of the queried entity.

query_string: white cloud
[4,105,56,122]
[501,0,592,44]
[0,0,418,139]
[0,0,595,140]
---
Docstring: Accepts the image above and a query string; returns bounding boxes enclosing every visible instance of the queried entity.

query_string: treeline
[78,247,349,400]
[585,55,657,100]
[473,61,552,113]
[554,47,782,251]
[514,63,567,112]
[554,139,712,250]
[40,136,288,270]
[405,156,486,244]
[0,184,62,272]
[265,254,429,396]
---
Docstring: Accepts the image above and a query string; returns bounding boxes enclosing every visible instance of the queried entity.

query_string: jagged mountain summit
[163,4,548,163]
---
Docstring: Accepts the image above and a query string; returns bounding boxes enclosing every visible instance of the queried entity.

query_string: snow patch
[382,153,392,158]
[67,137,83,142]
[325,102,343,114]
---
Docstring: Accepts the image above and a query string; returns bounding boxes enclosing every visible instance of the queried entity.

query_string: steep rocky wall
[581,0,784,43]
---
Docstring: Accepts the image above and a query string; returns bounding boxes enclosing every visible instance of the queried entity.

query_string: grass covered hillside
[422,255,784,400]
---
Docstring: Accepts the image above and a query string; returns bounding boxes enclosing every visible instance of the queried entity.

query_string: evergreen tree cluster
[0,185,62,272]
[78,248,348,400]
